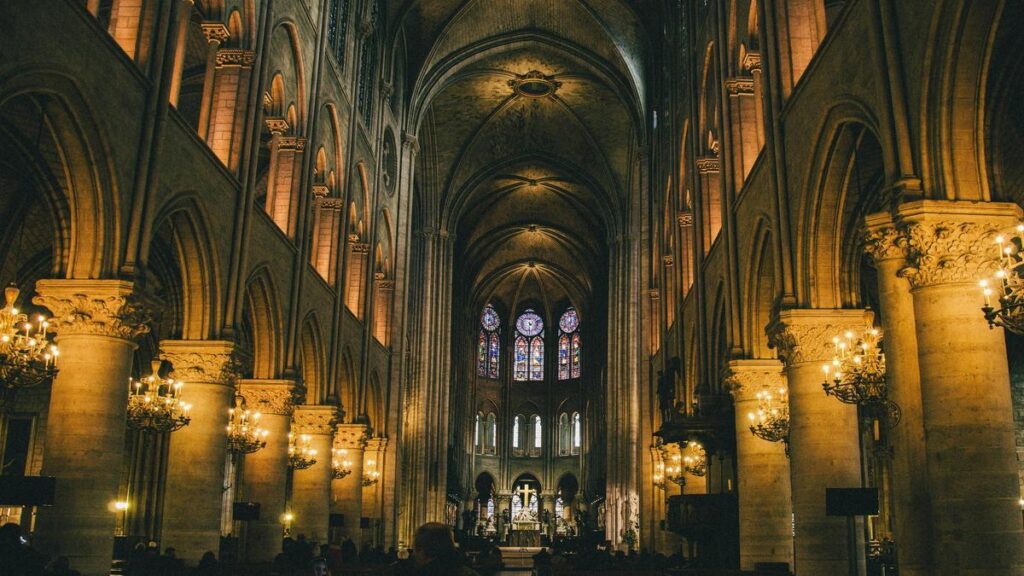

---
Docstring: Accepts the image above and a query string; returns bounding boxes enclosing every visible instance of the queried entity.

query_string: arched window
[485,412,497,455]
[572,412,581,455]
[478,305,500,378]
[558,413,570,456]
[474,413,482,454]
[558,307,581,380]
[514,310,544,381]
[356,0,381,126]
[327,0,351,66]
[513,415,522,451]
[531,414,542,456]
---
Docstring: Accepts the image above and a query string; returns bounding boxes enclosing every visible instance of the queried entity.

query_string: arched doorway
[509,473,542,546]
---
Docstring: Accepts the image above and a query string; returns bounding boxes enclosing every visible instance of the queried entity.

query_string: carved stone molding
[239,379,297,416]
[293,405,339,435]
[663,255,674,267]
[742,51,761,72]
[201,22,230,44]
[216,48,255,67]
[649,289,660,300]
[767,309,870,366]
[365,436,388,454]
[350,242,370,254]
[160,340,239,384]
[278,136,306,152]
[376,279,395,291]
[335,423,369,450]
[311,184,330,198]
[695,156,720,174]
[320,197,344,210]
[33,280,151,341]
[725,77,755,95]
[722,359,786,403]
[402,131,420,155]
[677,211,694,227]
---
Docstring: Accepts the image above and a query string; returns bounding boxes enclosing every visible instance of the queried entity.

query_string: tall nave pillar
[290,405,338,544]
[239,379,295,562]
[331,424,367,543]
[159,340,237,562]
[32,280,150,576]
[896,200,1024,575]
[206,47,255,172]
[725,359,793,571]
[769,308,866,576]
[862,213,932,576]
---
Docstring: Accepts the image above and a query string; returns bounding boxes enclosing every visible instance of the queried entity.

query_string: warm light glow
[114,500,129,511]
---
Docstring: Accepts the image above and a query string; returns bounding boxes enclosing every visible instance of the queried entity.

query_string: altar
[508,483,542,547]
[509,527,541,547]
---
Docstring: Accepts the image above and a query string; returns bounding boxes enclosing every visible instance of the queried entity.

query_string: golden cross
[515,483,537,508]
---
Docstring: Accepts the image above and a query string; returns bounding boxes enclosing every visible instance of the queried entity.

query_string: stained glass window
[572,412,581,452]
[478,305,500,379]
[533,414,542,449]
[513,415,521,449]
[514,336,529,381]
[477,332,487,377]
[558,308,581,380]
[514,310,544,381]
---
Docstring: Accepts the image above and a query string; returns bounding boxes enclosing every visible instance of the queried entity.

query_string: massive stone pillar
[159,340,237,562]
[206,48,255,171]
[362,437,387,545]
[896,200,1024,575]
[239,379,295,562]
[331,424,367,542]
[862,213,932,576]
[289,405,338,544]
[32,280,150,576]
[725,359,793,571]
[769,309,866,576]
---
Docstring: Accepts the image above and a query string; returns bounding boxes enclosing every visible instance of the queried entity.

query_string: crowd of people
[2,520,701,576]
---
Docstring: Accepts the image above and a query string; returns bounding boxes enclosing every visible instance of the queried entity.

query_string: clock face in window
[516,310,543,337]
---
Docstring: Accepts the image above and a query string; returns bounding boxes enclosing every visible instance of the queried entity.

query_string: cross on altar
[515,483,537,508]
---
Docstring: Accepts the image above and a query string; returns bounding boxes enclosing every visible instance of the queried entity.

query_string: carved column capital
[278,136,306,151]
[238,379,298,415]
[862,212,906,264]
[160,340,239,384]
[895,201,1022,289]
[722,359,785,402]
[33,280,151,341]
[677,211,694,227]
[662,255,674,267]
[366,436,388,453]
[292,405,339,435]
[695,156,720,174]
[264,117,290,135]
[311,184,330,198]
[334,423,369,450]
[402,131,420,155]
[742,51,761,73]
[201,22,230,44]
[725,77,755,95]
[767,309,871,366]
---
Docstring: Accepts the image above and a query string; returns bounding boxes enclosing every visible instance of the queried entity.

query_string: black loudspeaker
[0,476,56,506]
[826,488,879,517]
[329,514,345,527]
[232,501,260,521]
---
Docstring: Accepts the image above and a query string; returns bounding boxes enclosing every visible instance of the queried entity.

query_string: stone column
[495,493,511,543]
[239,379,296,563]
[331,424,367,542]
[32,280,150,576]
[290,405,338,544]
[197,22,229,139]
[896,200,1024,575]
[159,340,237,562]
[207,48,255,171]
[724,359,793,571]
[541,492,557,538]
[769,308,866,576]
[862,213,932,576]
[361,437,387,545]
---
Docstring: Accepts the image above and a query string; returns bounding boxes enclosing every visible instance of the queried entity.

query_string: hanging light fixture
[288,433,317,470]
[362,459,380,486]
[332,448,353,479]
[653,462,667,491]
[821,323,901,426]
[682,441,707,477]
[981,227,1024,334]
[0,284,58,391]
[226,395,268,455]
[126,360,191,433]
[747,387,790,448]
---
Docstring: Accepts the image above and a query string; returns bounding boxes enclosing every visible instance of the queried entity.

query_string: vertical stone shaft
[32,280,150,576]
[897,201,1024,575]
[862,213,932,575]
[159,340,237,562]
[769,309,866,576]
[289,405,338,543]
[332,424,367,542]
[726,359,793,570]
[239,379,295,562]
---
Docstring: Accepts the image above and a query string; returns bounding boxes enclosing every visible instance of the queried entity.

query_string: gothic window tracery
[558,307,581,380]
[477,305,500,378]
[514,310,544,381]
